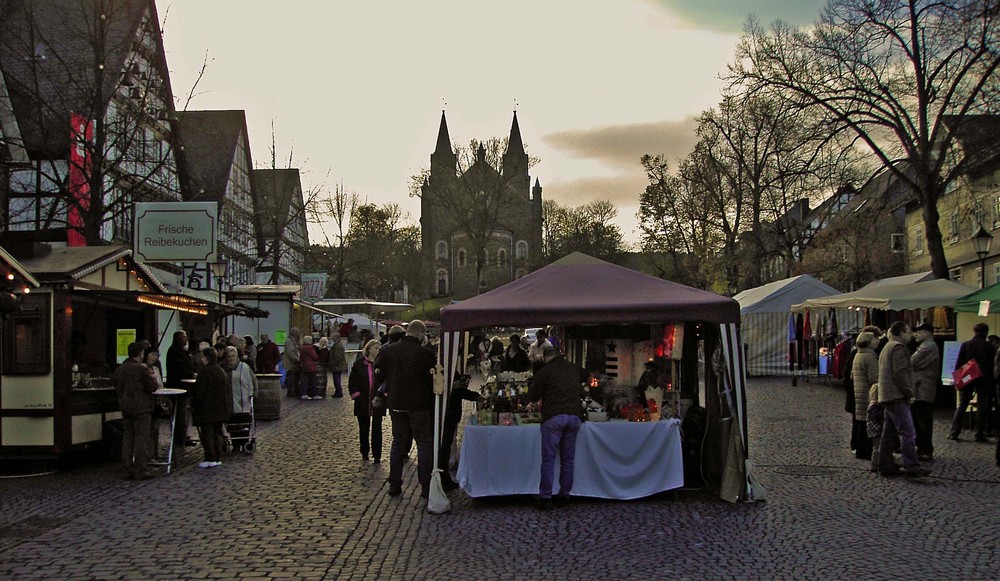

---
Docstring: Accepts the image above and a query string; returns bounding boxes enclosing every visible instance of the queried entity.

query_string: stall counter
[457,419,683,500]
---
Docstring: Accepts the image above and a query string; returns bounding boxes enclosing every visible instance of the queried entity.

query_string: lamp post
[211,260,229,333]
[972,225,993,289]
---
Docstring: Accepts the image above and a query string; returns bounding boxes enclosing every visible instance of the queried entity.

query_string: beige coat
[911,339,940,403]
[851,347,878,421]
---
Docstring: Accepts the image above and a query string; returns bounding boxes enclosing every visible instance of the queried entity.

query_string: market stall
[0,244,210,460]
[438,252,753,505]
[734,275,862,376]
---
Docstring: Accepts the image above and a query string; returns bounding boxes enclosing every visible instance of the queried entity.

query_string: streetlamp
[972,225,993,289]
[211,260,229,333]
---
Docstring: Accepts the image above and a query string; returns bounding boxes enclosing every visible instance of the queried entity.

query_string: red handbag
[952,359,982,390]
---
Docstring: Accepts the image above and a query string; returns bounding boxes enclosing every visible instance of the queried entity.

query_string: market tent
[734,275,856,376]
[790,278,975,312]
[954,282,1000,313]
[437,252,752,504]
[858,271,934,290]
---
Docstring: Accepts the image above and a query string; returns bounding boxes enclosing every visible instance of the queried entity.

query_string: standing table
[150,387,187,474]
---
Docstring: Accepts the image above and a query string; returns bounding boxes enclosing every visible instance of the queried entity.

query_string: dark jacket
[112,358,158,415]
[374,336,436,412]
[955,335,996,393]
[349,356,385,417]
[498,347,531,373]
[190,363,230,426]
[257,340,280,373]
[528,355,585,421]
[165,343,195,388]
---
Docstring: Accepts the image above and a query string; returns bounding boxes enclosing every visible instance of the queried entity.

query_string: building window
[976,267,984,288]
[993,196,1000,228]
[457,249,466,267]
[994,263,1000,285]
[515,240,528,260]
[950,267,962,283]
[436,241,448,259]
[436,269,448,295]
[890,233,904,253]
[2,293,50,375]
[973,203,985,235]
[949,213,959,242]
[498,249,507,267]
[914,228,924,254]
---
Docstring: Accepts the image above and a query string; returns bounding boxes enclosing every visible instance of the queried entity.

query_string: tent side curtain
[719,322,749,502]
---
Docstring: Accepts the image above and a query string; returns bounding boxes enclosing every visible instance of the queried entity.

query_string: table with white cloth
[457,419,683,500]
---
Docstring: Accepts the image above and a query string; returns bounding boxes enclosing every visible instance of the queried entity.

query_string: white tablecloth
[457,419,683,500]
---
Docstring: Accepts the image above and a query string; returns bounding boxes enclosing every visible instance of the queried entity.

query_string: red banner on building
[68,113,94,246]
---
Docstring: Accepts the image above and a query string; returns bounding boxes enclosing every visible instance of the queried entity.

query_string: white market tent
[734,275,859,376]
[857,271,934,290]
[790,278,976,312]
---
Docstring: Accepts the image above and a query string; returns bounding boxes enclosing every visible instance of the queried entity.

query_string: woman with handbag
[949,322,995,442]
[349,339,384,463]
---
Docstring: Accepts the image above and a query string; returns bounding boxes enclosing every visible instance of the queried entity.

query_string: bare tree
[731,1,1000,279]
[0,0,182,244]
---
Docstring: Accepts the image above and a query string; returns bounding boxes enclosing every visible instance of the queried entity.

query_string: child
[866,383,883,473]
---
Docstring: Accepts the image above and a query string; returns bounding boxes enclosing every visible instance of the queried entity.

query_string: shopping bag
[952,359,982,390]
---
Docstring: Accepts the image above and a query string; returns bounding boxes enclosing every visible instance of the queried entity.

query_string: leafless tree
[730,0,1000,279]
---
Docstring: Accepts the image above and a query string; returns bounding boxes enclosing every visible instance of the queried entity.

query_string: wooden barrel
[256,374,282,420]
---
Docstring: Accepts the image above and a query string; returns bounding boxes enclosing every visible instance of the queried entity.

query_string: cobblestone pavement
[1,375,998,580]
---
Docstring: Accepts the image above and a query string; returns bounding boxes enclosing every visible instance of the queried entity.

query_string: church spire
[507,110,524,155]
[434,110,452,155]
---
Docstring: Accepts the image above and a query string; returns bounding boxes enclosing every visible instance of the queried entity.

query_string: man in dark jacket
[950,322,996,442]
[375,319,437,498]
[165,330,195,449]
[112,341,159,480]
[528,345,585,508]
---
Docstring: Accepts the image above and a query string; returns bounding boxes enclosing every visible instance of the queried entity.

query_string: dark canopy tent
[435,253,752,505]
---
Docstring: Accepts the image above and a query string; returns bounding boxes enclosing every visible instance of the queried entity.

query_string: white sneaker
[210,461,222,468]
[312,395,324,400]
[300,395,311,400]
[198,461,212,468]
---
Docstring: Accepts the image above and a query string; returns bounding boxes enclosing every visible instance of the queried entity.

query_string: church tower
[421,111,543,300]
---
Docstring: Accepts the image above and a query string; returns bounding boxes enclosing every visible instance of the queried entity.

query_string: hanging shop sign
[134,202,218,263]
[300,272,328,302]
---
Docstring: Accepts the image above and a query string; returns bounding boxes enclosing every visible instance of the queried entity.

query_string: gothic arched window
[458,249,467,267]
[436,269,448,295]
[498,249,507,266]
[516,240,528,260]
[436,240,448,259]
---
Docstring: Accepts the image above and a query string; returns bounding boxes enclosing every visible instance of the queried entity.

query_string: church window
[498,249,507,266]
[458,249,467,267]
[516,240,528,259]
[436,240,448,259]
[436,269,448,295]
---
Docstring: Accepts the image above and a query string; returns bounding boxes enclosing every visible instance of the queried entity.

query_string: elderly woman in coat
[191,347,230,468]
[349,339,384,463]
[851,331,879,462]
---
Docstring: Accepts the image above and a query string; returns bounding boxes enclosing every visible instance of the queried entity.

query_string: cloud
[543,118,699,172]
[653,0,827,33]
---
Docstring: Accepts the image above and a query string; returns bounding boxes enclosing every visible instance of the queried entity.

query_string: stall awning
[294,300,340,318]
[790,278,975,312]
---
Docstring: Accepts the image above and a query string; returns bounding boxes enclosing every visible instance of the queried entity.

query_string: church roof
[434,110,452,155]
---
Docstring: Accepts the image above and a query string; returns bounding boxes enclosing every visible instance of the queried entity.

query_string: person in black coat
[190,348,229,468]
[498,334,531,373]
[950,322,996,441]
[374,320,437,498]
[349,339,386,463]
[165,330,196,449]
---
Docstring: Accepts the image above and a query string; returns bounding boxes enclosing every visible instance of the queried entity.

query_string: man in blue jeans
[528,345,585,509]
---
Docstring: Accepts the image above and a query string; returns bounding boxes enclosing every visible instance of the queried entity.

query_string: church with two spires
[420,111,543,300]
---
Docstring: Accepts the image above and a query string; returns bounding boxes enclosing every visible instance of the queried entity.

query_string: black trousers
[911,400,934,454]
[356,414,383,461]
